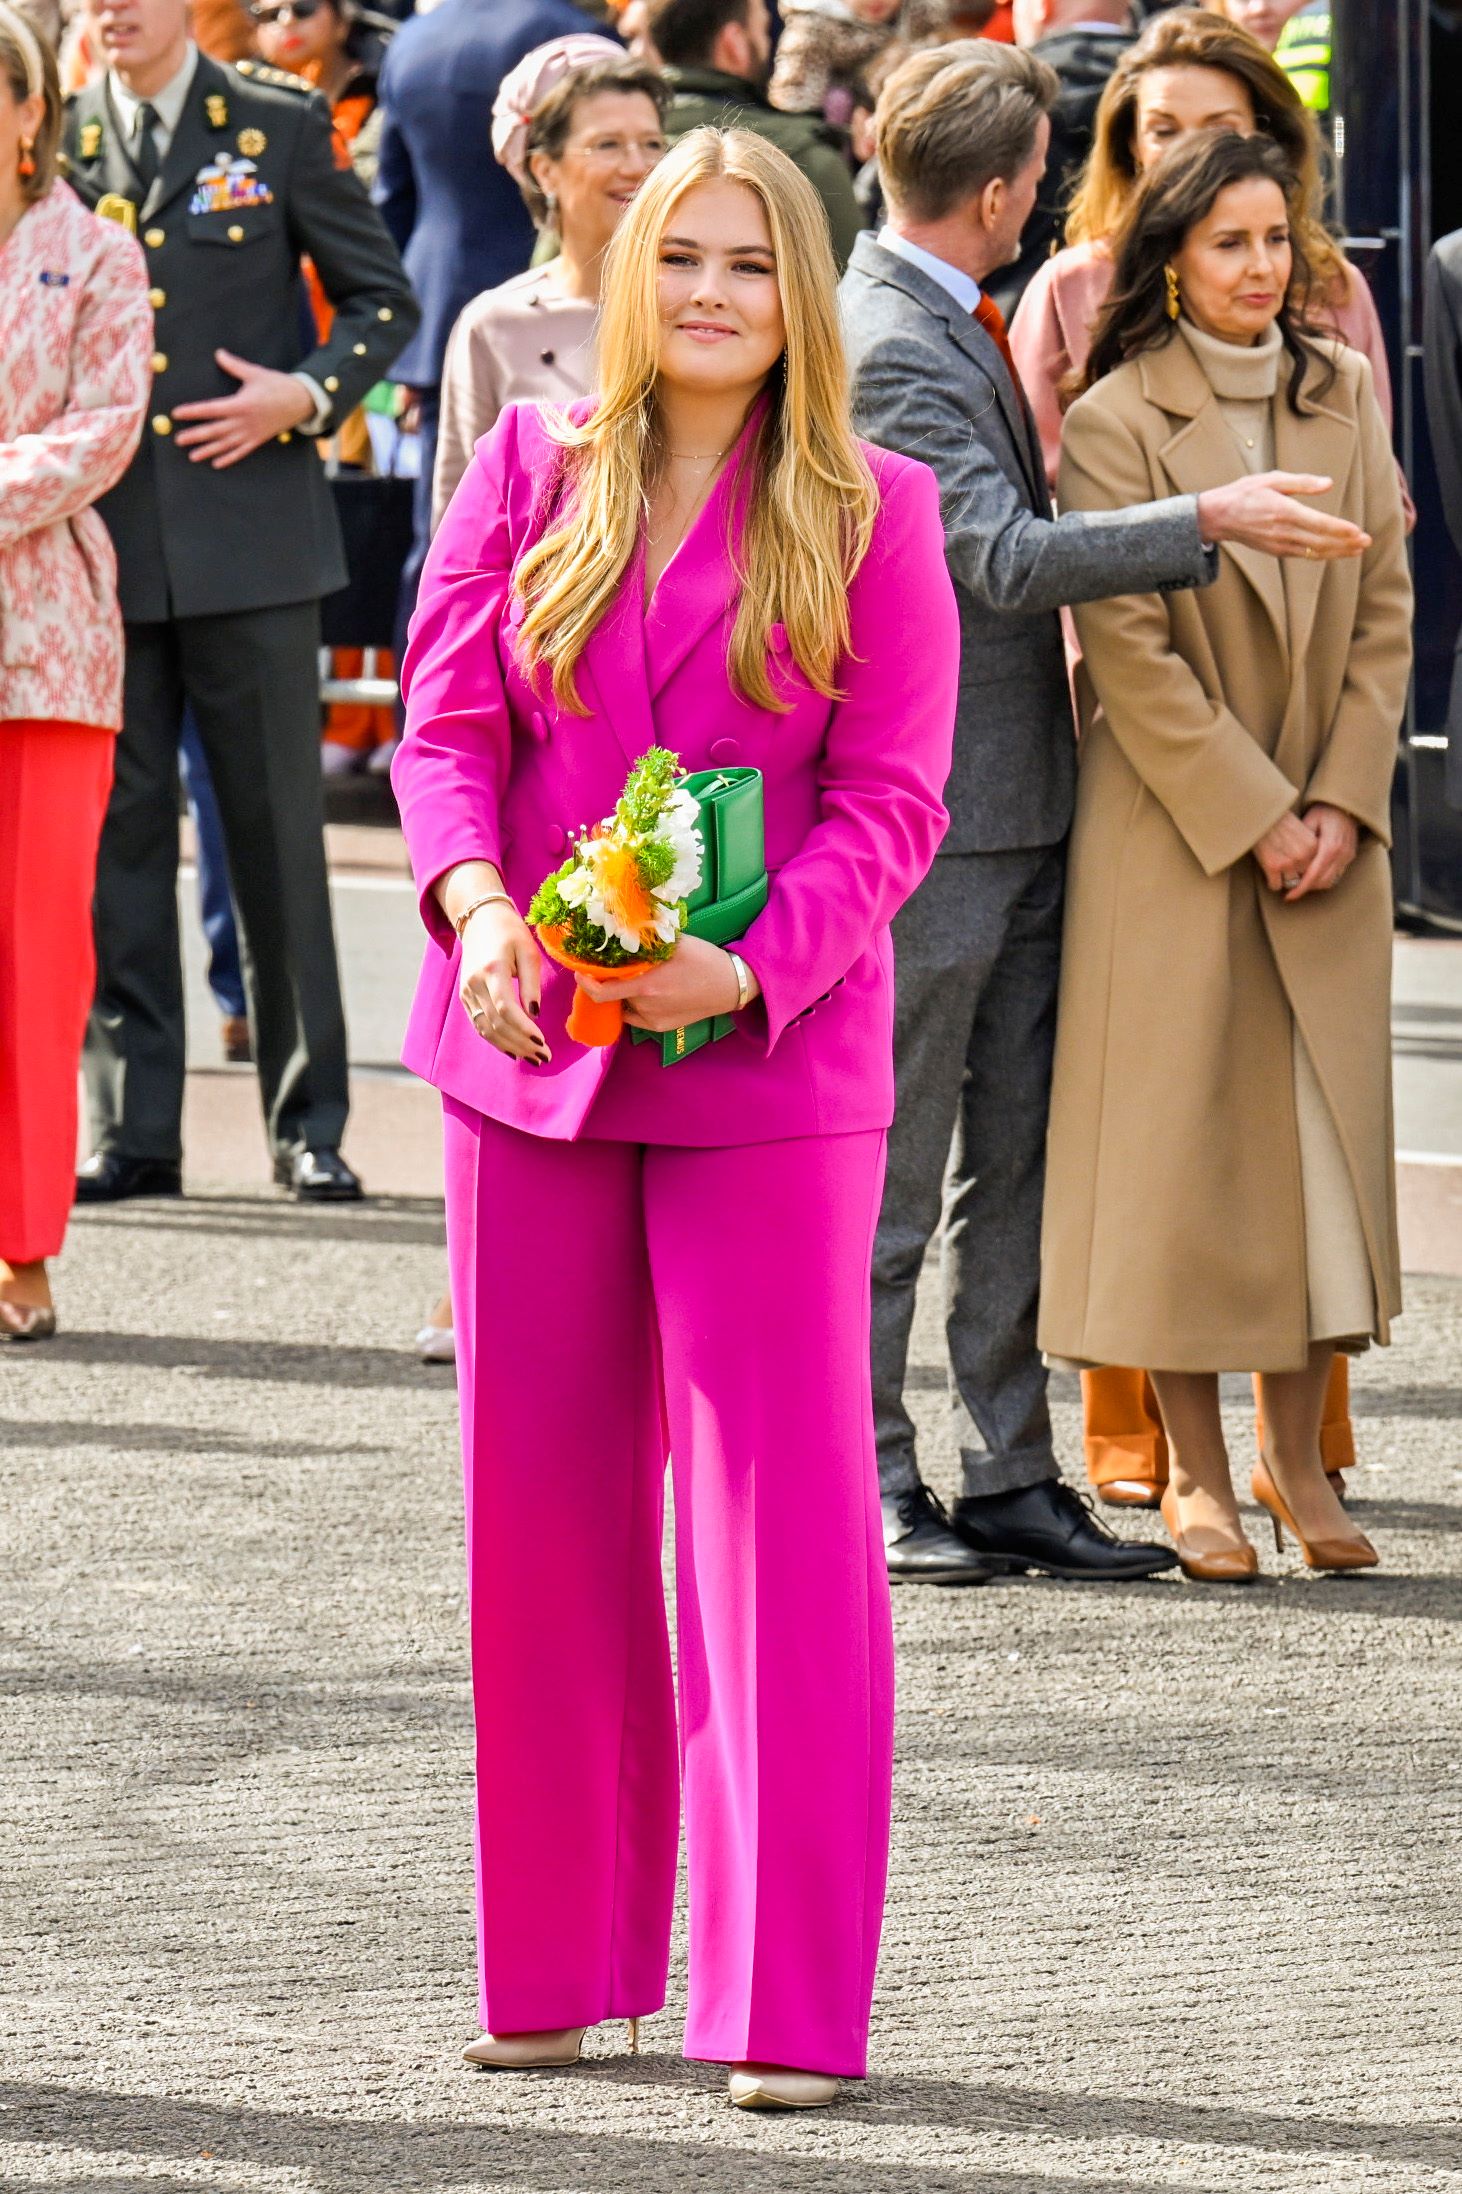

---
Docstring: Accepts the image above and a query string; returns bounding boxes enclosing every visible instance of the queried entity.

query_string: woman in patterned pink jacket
[0,4,151,1340]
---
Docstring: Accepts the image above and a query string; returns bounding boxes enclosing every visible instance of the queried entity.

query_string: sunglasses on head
[250,0,325,26]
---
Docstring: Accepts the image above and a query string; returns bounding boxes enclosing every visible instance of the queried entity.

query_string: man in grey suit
[843,40,1373,1583]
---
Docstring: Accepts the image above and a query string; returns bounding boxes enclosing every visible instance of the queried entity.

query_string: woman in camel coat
[1039,131,1412,1580]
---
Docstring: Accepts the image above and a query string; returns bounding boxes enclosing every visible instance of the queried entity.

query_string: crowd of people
[0,0,1432,2114]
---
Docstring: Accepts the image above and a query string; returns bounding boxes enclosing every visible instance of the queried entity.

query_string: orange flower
[590,836,656,945]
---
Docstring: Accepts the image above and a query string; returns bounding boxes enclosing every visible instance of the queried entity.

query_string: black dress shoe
[273,1146,363,1201]
[951,1478,1178,1581]
[884,1483,996,1586]
[75,1153,183,1204]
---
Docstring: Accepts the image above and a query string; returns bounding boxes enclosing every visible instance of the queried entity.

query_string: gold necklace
[666,447,729,461]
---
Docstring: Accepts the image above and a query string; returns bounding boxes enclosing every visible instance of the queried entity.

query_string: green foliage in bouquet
[527,747,704,968]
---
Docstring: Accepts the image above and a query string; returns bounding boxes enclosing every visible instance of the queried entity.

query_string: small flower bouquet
[528,746,704,1047]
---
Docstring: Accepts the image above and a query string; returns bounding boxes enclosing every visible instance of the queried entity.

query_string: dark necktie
[132,100,161,194]
[973,290,1028,411]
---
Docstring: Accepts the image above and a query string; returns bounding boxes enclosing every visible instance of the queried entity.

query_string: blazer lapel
[1274,367,1355,674]
[146,55,229,221]
[579,541,657,770]
[1142,337,1288,663]
[71,82,139,212]
[641,395,768,701]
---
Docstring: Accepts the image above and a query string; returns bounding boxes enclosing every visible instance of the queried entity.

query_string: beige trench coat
[1039,335,1413,1373]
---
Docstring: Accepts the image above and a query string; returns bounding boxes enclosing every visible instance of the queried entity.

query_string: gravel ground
[3,1192,1461,2194]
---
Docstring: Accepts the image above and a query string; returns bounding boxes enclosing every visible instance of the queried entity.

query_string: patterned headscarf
[490,32,624,187]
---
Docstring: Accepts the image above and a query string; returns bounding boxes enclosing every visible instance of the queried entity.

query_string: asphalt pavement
[6,828,1461,2193]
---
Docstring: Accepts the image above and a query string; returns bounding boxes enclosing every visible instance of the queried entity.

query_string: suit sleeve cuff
[294,372,332,436]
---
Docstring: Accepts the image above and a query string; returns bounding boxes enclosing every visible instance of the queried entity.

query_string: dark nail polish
[529,1001,540,1018]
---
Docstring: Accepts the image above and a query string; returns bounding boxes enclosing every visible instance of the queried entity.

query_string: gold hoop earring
[1164,263,1181,322]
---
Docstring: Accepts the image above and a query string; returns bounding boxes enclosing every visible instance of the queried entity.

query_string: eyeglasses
[561,134,668,165]
[250,0,324,26]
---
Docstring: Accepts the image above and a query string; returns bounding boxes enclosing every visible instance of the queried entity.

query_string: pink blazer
[392,398,959,1145]
[0,181,152,729]
[1010,237,1398,494]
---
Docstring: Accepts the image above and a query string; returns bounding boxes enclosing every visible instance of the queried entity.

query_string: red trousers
[0,720,114,1264]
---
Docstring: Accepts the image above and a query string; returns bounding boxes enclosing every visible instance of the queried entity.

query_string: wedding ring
[1305,546,1318,559]
[1283,872,1301,888]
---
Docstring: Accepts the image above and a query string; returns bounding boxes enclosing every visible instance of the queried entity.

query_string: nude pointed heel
[728,2064,840,2109]
[1158,1486,1258,1583]
[628,2017,640,2055]
[463,2026,587,2069]
[1251,1459,1378,1573]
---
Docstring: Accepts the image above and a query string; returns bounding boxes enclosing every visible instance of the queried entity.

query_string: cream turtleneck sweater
[1178,315,1283,472]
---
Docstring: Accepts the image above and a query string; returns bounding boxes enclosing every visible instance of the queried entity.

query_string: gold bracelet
[727,951,752,1013]
[452,890,515,940]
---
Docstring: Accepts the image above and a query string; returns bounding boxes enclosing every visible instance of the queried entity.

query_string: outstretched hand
[1196,472,1370,561]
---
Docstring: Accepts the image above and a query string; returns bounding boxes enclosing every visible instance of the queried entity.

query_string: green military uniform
[661,66,861,272]
[63,51,419,1179]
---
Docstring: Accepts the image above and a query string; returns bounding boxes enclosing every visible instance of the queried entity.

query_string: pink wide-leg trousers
[442,1102,894,2078]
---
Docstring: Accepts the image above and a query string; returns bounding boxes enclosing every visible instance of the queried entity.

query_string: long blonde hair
[515,127,879,716]
[1065,9,1343,293]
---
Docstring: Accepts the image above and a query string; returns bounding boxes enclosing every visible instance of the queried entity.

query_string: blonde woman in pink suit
[392,125,959,2108]
[0,5,150,1341]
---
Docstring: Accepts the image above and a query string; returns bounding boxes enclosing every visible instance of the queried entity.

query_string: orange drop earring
[18,137,35,179]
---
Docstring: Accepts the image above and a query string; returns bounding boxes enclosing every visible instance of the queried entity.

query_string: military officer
[65,0,418,1204]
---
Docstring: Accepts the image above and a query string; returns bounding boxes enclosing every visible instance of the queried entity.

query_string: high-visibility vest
[1275,2,1332,116]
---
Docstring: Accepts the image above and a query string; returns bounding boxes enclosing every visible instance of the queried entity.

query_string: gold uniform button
[277,430,293,444]
[377,306,393,322]
[227,223,245,242]
[352,341,367,355]
[148,286,166,309]
[152,414,172,436]
[323,374,339,392]
[144,226,164,247]
[150,350,168,374]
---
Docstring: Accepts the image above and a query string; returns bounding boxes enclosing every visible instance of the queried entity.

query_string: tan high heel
[0,1301,57,1342]
[463,2016,640,2070]
[1251,1459,1378,1573]
[1159,1486,1259,1583]
[728,2063,839,2110]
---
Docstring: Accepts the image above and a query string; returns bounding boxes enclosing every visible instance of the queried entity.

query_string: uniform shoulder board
[234,59,315,94]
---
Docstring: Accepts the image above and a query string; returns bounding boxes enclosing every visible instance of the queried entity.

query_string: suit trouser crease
[85,605,350,1161]
[872,847,1064,1501]
[0,720,114,1263]
[443,1104,894,2078]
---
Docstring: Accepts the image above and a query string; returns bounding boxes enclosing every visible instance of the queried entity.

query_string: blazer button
[148,286,165,309]
[545,824,566,855]
[151,414,172,436]
[531,708,550,740]
[709,738,742,763]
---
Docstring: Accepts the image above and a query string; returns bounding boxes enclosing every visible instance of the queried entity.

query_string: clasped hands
[1252,803,1359,901]
[457,903,752,1064]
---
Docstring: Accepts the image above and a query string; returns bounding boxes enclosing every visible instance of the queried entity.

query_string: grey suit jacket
[840,232,1214,854]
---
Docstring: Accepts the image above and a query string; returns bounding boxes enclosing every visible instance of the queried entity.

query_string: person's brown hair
[1078,128,1335,414]
[0,5,61,206]
[1065,7,1342,292]
[521,56,668,229]
[875,39,1058,224]
[644,0,750,70]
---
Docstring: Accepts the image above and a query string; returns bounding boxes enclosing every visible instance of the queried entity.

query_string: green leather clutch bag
[630,766,768,1067]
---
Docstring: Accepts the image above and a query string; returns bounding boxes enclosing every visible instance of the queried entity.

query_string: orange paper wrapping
[536,925,656,1047]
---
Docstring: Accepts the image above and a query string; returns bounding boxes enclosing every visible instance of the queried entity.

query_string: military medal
[188,151,274,216]
[96,192,138,233]
[79,119,103,160]
[205,92,229,128]
[238,127,266,157]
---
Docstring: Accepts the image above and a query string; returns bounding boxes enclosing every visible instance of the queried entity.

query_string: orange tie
[973,290,1028,409]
